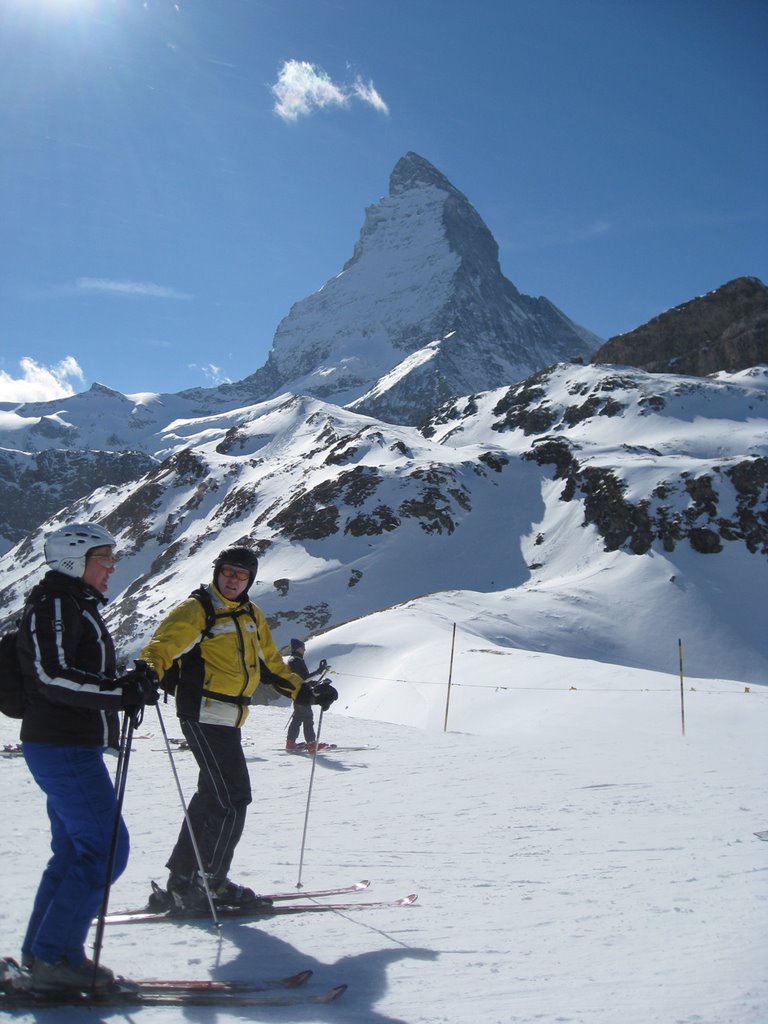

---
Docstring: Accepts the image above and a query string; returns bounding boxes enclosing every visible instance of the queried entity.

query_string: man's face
[82,546,118,594]
[217,564,250,601]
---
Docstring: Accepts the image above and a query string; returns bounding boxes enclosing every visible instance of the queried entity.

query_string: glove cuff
[295,682,315,705]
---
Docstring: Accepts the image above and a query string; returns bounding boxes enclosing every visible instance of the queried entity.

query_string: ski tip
[1,956,22,986]
[314,983,348,1003]
[357,879,371,890]
[397,893,418,906]
[282,968,313,988]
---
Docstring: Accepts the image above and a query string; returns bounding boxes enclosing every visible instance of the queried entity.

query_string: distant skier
[285,639,329,753]
[17,523,159,993]
[139,547,338,912]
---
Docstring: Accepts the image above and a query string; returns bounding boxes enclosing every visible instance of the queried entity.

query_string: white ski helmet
[44,523,117,579]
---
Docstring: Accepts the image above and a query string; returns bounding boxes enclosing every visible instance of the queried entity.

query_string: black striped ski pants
[166,719,252,882]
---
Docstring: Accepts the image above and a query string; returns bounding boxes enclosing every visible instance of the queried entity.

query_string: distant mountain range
[0,153,766,688]
[0,361,765,682]
[0,151,601,551]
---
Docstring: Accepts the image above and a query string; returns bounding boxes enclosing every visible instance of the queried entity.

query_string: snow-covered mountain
[1,362,765,688]
[0,152,600,549]
[233,152,599,421]
[1,151,765,1021]
[0,151,765,696]
[0,153,598,455]
[0,446,155,554]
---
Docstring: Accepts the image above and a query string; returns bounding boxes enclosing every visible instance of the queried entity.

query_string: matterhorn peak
[234,153,600,423]
[389,151,462,197]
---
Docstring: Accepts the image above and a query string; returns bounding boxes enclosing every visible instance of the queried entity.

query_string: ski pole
[91,706,138,988]
[155,704,220,929]
[678,638,686,737]
[296,706,324,890]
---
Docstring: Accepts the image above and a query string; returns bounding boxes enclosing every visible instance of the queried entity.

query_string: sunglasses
[87,553,119,568]
[220,566,250,582]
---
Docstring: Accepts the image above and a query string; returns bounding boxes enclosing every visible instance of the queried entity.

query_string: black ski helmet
[213,546,258,590]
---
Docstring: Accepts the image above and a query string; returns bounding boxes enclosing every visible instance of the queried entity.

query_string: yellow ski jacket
[140,583,304,727]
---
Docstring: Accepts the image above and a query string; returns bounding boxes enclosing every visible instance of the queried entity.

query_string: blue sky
[1,0,766,401]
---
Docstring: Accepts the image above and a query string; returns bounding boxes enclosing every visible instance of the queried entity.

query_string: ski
[130,967,313,993]
[328,744,378,752]
[265,878,371,901]
[283,744,378,754]
[111,877,372,919]
[0,983,347,1009]
[0,957,312,995]
[103,893,417,925]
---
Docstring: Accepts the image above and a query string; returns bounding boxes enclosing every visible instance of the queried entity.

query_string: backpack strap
[191,586,259,639]
[190,587,261,708]
[189,586,217,638]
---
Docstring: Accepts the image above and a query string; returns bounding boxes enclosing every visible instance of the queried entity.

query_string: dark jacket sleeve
[286,654,310,681]
[21,589,122,711]
[252,606,304,700]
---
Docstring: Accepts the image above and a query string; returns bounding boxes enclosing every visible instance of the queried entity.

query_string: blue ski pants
[22,743,130,967]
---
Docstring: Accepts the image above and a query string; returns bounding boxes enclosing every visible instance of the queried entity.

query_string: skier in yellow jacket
[139,546,337,911]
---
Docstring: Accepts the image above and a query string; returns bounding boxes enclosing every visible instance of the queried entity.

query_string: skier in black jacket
[285,639,329,753]
[17,523,158,994]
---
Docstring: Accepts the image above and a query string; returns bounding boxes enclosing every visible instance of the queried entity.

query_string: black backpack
[0,629,25,719]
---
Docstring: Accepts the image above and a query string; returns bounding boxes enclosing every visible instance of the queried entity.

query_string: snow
[0,356,766,1019]
[1,363,766,686]
[1,639,766,1023]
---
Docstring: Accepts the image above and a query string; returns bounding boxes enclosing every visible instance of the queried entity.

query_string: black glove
[311,680,338,711]
[134,659,160,686]
[120,662,160,709]
[307,657,330,679]
[295,682,315,705]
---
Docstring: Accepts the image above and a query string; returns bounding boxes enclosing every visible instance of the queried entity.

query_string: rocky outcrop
[433,364,768,558]
[592,277,768,375]
[0,448,156,551]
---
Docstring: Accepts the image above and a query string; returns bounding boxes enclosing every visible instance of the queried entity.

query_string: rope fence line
[325,634,762,735]
[330,671,761,696]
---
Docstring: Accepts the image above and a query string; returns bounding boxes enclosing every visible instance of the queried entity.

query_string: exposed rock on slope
[592,277,768,375]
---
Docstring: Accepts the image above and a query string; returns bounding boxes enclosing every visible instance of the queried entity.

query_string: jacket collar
[41,569,108,606]
[209,581,250,610]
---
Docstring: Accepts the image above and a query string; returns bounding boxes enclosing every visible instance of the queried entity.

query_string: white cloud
[0,356,85,403]
[271,60,390,122]
[188,363,232,386]
[76,278,192,300]
[351,76,389,115]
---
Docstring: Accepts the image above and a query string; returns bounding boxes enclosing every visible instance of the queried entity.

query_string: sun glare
[2,0,101,29]
[8,0,97,11]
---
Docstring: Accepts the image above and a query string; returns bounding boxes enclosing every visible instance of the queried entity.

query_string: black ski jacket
[18,571,122,748]
[287,654,310,682]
